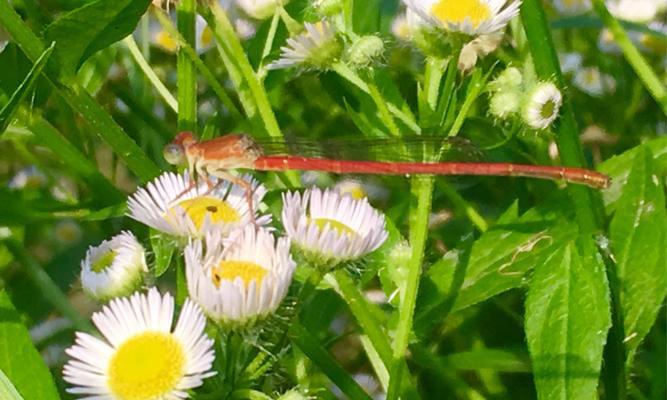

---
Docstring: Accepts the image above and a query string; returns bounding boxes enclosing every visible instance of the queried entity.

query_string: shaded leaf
[525,240,611,400]
[0,291,59,400]
[289,322,373,400]
[150,230,176,277]
[609,145,667,365]
[43,0,152,78]
[0,42,53,134]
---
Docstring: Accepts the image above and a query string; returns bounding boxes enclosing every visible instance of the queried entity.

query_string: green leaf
[0,42,53,133]
[452,201,577,312]
[289,322,373,400]
[0,291,60,400]
[0,368,24,400]
[525,240,611,400]
[609,145,667,366]
[150,230,176,277]
[43,0,152,78]
[598,136,667,212]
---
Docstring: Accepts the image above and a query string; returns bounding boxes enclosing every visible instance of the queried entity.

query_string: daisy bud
[185,226,296,327]
[487,66,523,92]
[269,21,342,70]
[281,188,388,269]
[80,231,148,301]
[521,82,563,130]
[236,0,284,20]
[489,90,521,119]
[313,0,344,16]
[63,288,215,399]
[344,35,385,68]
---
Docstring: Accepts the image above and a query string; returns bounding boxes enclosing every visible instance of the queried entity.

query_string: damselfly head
[164,131,196,165]
[163,143,185,165]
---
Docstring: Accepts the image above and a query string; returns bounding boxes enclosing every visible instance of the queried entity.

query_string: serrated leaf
[598,136,667,212]
[525,240,611,400]
[0,43,53,134]
[0,291,60,400]
[0,369,24,400]
[609,145,667,366]
[43,0,151,78]
[451,201,577,312]
[151,230,176,277]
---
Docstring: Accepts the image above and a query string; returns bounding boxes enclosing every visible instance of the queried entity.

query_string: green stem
[333,270,392,364]
[591,0,667,115]
[387,175,435,400]
[366,75,401,137]
[123,35,178,113]
[520,0,603,233]
[4,238,94,333]
[230,389,273,400]
[440,183,488,232]
[332,62,421,134]
[153,9,243,121]
[177,0,197,132]
[207,1,281,140]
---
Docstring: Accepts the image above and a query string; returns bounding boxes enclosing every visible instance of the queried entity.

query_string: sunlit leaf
[609,145,667,366]
[0,291,60,400]
[525,239,611,399]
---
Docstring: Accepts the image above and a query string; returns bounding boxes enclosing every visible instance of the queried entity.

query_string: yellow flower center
[91,250,117,273]
[311,218,356,236]
[431,0,491,27]
[212,260,267,288]
[155,31,177,53]
[167,196,240,230]
[200,26,213,48]
[108,332,185,400]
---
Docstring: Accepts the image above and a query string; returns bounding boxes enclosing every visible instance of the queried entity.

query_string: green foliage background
[0,0,665,399]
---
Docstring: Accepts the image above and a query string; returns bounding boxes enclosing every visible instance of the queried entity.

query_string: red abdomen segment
[253,156,610,189]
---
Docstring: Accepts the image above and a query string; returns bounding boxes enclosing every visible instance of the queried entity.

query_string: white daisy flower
[185,226,296,326]
[236,0,284,20]
[151,15,214,53]
[81,231,148,301]
[281,187,388,267]
[402,0,521,36]
[127,171,269,238]
[268,21,342,70]
[553,0,591,15]
[606,0,661,22]
[8,166,46,190]
[521,82,563,130]
[334,179,389,202]
[63,288,215,399]
[559,52,583,74]
[573,67,616,97]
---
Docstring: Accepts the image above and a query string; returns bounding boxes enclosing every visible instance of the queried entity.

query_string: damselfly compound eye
[163,143,185,165]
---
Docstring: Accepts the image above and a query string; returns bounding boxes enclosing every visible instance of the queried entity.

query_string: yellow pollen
[167,196,240,230]
[311,218,356,236]
[91,250,117,273]
[212,260,267,288]
[155,31,178,53]
[200,26,213,48]
[431,0,491,28]
[108,332,185,400]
